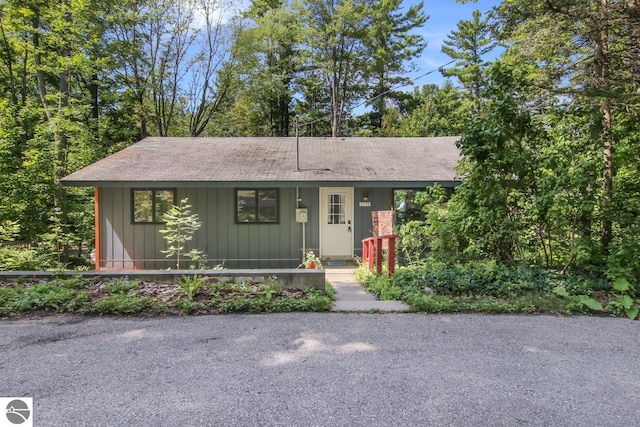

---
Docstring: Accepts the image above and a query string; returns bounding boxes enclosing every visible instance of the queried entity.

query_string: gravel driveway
[0,313,638,426]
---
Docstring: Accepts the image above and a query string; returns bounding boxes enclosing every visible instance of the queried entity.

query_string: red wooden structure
[361,235,397,276]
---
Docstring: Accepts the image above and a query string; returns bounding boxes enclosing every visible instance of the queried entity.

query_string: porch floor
[325,267,409,312]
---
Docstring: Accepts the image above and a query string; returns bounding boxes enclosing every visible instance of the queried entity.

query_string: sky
[405,0,501,88]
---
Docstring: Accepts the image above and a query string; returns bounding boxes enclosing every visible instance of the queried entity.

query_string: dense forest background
[0,0,638,283]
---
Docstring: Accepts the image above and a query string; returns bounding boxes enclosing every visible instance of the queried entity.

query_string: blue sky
[406,0,501,87]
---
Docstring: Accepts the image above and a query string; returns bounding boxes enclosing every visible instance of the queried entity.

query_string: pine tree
[364,0,428,131]
[441,9,496,108]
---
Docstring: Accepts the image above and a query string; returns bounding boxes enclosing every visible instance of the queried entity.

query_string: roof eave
[60,179,462,189]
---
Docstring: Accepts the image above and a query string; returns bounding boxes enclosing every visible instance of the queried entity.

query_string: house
[61,137,461,270]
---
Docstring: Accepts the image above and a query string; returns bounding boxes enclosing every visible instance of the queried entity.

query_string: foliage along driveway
[0,313,638,426]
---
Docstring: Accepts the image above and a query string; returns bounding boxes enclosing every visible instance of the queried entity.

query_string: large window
[132,189,176,223]
[236,189,278,223]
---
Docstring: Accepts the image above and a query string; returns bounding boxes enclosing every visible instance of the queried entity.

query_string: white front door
[319,187,354,258]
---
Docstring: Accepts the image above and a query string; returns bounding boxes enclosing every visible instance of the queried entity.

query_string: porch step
[324,267,409,313]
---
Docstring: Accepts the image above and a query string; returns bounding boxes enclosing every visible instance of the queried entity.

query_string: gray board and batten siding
[99,186,393,269]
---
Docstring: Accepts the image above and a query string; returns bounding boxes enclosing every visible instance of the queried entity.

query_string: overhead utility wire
[298,59,458,128]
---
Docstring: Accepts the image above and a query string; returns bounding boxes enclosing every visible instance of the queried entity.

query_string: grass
[0,276,333,317]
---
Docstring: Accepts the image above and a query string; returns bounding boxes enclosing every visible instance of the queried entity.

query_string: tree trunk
[593,0,613,253]
[88,73,101,153]
[628,0,640,92]
[330,69,341,137]
[56,10,72,262]
[137,91,148,138]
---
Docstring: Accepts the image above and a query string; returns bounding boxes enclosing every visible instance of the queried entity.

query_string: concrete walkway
[325,267,409,312]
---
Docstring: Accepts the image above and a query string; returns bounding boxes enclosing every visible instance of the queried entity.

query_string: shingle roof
[61,136,462,187]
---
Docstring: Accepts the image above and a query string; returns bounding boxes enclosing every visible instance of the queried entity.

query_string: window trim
[131,188,177,224]
[235,188,279,224]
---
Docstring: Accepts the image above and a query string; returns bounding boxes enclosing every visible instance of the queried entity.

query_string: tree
[186,0,238,137]
[159,198,205,269]
[0,0,101,263]
[441,9,496,108]
[494,0,640,265]
[231,0,302,136]
[364,0,427,130]
[456,63,544,262]
[149,0,198,137]
[300,0,370,137]
[398,82,470,137]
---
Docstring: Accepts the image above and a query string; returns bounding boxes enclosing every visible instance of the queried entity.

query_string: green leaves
[607,278,639,320]
[159,198,206,269]
[454,62,543,262]
[573,295,603,313]
[613,278,632,293]
[397,83,471,137]
[441,8,496,105]
[0,276,333,316]
[177,274,207,301]
[552,287,569,298]
[361,261,640,318]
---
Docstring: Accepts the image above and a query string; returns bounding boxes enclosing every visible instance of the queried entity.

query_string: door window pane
[327,193,346,224]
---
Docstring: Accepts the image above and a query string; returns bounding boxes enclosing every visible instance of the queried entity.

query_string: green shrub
[0,247,44,270]
[178,299,200,314]
[0,283,90,314]
[355,258,628,317]
[18,284,80,312]
[389,261,608,298]
[103,277,140,295]
[212,285,332,313]
[324,283,336,300]
[91,294,152,315]
[47,276,90,290]
[360,274,404,300]
[408,294,459,312]
[0,286,21,315]
[302,289,333,311]
[177,274,207,300]
[216,296,265,313]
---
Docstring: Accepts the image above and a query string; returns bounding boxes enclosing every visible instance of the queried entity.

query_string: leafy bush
[389,261,608,298]
[91,294,152,315]
[213,284,332,313]
[103,277,140,295]
[178,299,200,314]
[395,185,469,265]
[408,294,459,313]
[357,258,633,317]
[0,282,89,314]
[0,247,46,271]
[0,276,333,317]
[177,274,207,300]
